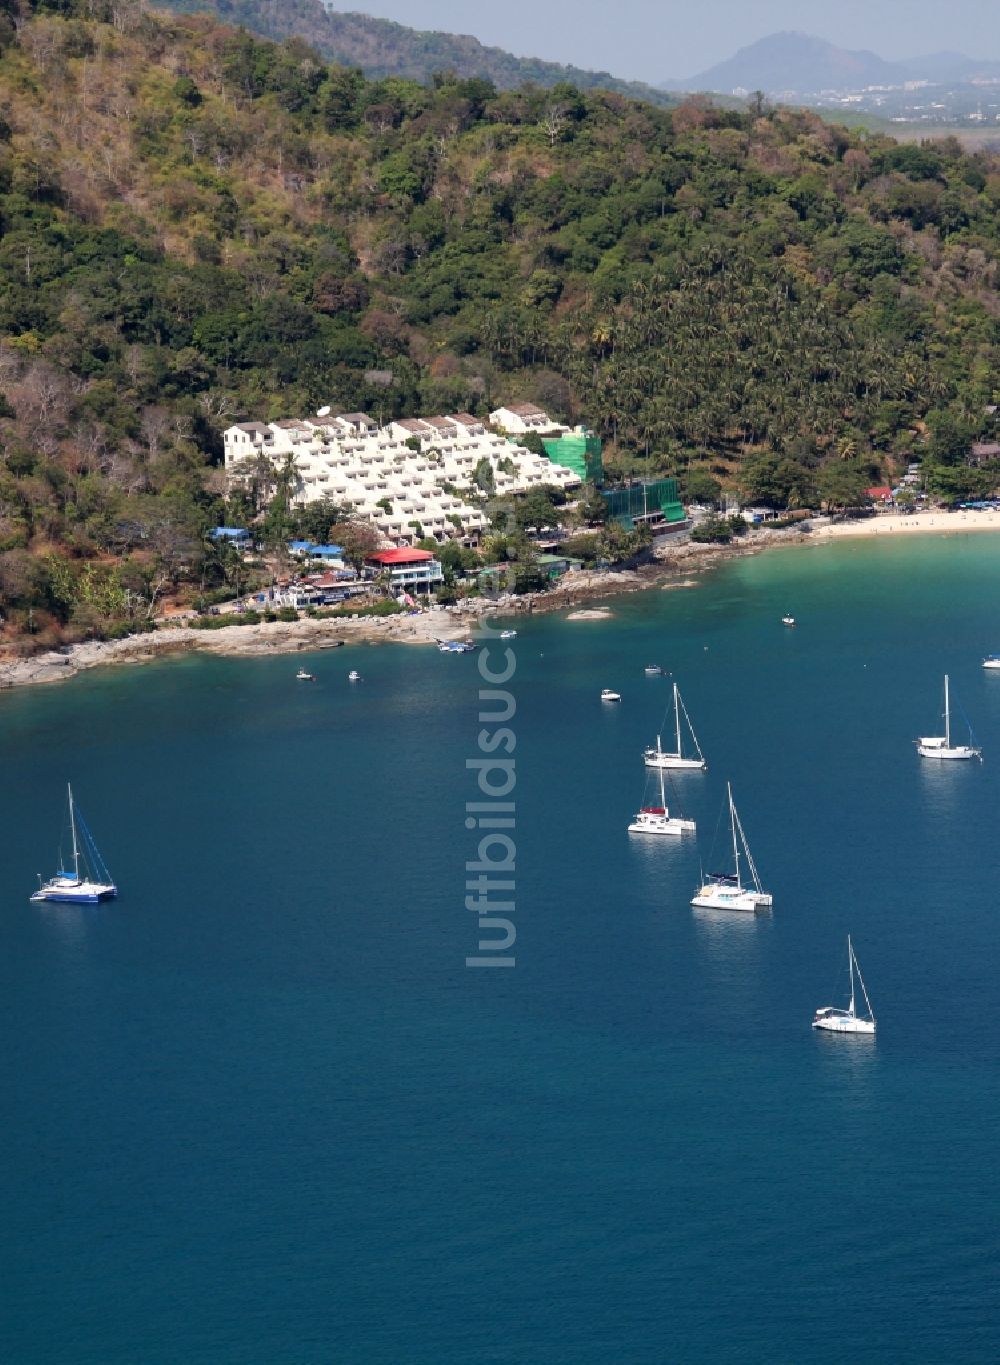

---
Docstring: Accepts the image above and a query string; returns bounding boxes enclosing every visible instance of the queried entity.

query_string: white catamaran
[31,784,117,904]
[628,763,696,837]
[644,682,706,771]
[691,782,771,912]
[916,674,982,761]
[813,937,876,1035]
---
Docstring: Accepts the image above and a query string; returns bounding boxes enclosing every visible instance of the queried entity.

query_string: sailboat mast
[944,674,951,748]
[847,935,856,1017]
[852,938,876,1023]
[658,765,667,812]
[68,782,80,881]
[674,682,682,758]
[728,782,741,889]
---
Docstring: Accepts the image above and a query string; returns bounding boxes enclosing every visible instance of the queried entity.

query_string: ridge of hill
[1,0,999,646]
[153,0,677,106]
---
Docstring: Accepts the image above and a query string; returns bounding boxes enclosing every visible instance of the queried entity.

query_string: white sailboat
[916,674,981,760]
[628,763,696,837]
[813,936,876,1035]
[644,682,706,770]
[691,782,771,912]
[31,784,117,904]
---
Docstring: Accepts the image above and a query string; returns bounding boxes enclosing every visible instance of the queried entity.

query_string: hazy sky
[340,0,1000,83]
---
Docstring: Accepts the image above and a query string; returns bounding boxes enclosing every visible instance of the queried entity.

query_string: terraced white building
[223,409,582,547]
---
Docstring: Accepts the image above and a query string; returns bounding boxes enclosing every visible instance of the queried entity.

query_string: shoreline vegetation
[3,509,995,690]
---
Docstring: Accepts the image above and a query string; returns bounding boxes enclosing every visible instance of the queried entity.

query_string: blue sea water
[2,534,1000,1364]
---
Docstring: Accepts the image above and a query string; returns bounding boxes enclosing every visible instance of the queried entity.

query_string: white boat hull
[628,813,696,836]
[916,743,980,760]
[644,753,706,770]
[983,658,1000,669]
[31,877,117,904]
[691,884,772,912]
[812,1011,875,1035]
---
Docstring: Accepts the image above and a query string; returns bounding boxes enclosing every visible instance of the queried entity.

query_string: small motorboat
[601,688,621,703]
[644,665,663,675]
[296,668,315,681]
[983,655,1000,670]
[499,629,517,640]
[436,638,477,653]
[348,670,361,681]
[781,615,795,626]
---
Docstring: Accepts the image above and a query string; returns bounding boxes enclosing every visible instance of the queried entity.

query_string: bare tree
[140,406,172,462]
[197,390,235,426]
[541,104,568,147]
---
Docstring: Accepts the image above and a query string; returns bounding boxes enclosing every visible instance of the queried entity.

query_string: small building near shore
[536,553,583,579]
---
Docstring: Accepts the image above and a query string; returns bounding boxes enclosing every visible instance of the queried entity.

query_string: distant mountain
[153,0,677,105]
[666,32,899,95]
[665,31,1000,96]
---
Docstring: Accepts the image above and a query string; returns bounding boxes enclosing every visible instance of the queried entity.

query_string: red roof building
[366,548,436,566]
[365,547,443,594]
[866,487,893,502]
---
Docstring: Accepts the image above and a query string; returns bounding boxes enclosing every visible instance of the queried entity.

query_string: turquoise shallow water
[2,534,1000,1363]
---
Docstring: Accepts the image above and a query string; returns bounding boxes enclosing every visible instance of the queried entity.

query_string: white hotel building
[223,407,582,547]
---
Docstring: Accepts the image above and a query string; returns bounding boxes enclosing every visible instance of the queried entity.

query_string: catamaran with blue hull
[31,784,117,904]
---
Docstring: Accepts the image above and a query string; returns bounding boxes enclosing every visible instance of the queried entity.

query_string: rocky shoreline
[0,528,802,691]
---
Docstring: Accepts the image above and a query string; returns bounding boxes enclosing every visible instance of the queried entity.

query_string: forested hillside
[1,0,1000,645]
[154,0,677,107]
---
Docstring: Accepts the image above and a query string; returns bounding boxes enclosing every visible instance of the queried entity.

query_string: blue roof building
[288,541,345,559]
[211,526,251,545]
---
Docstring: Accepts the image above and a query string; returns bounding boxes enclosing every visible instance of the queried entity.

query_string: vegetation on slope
[0,0,999,645]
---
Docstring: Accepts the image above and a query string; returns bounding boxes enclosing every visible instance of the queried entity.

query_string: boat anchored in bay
[813,937,876,1035]
[31,784,117,904]
[628,764,696,837]
[644,681,706,770]
[916,674,981,761]
[691,783,771,912]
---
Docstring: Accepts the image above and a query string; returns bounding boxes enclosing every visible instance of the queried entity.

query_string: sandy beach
[811,508,1000,539]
